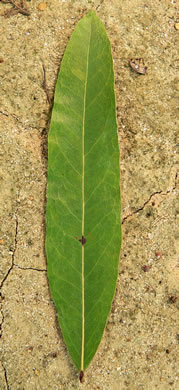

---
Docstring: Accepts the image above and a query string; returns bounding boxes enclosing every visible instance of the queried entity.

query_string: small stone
[174,23,179,30]
[155,251,162,259]
[37,2,47,11]
[0,239,4,245]
[141,265,151,272]
[27,346,34,352]
[34,368,40,376]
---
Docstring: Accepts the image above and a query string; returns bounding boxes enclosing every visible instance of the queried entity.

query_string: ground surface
[0,0,178,389]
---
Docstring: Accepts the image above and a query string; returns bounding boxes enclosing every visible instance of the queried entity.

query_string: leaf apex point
[87,9,96,17]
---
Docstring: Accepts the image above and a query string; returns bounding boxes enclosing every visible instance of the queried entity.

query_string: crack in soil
[0,211,18,290]
[0,192,46,385]
[0,197,47,340]
[122,190,162,224]
[0,305,5,339]
[2,361,10,390]
[122,170,178,224]
[14,264,47,272]
[0,196,19,342]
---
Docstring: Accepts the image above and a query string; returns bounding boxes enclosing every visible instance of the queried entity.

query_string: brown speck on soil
[0,0,178,389]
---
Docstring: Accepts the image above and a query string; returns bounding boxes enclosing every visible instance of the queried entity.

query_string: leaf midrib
[81,22,91,373]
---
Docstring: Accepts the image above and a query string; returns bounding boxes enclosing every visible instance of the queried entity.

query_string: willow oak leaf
[46,10,121,379]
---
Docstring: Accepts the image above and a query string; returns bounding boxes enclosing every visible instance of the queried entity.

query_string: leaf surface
[46,10,121,373]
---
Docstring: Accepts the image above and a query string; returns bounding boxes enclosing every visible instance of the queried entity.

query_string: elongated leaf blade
[46,10,121,373]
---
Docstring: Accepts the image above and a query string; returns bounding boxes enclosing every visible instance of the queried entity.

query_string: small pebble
[37,2,47,11]
[155,251,162,259]
[141,265,151,272]
[33,368,40,375]
[174,23,179,30]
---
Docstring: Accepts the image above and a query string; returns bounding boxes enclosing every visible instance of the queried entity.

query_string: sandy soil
[0,0,178,389]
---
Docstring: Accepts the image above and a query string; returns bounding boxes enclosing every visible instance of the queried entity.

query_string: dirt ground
[0,0,178,389]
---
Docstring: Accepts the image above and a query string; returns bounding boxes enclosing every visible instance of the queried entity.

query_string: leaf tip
[86,9,97,19]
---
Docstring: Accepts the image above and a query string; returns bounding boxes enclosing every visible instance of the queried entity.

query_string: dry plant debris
[0,0,30,17]
[129,58,147,75]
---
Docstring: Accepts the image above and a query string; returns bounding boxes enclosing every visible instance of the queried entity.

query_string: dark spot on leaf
[79,236,86,245]
[79,370,84,383]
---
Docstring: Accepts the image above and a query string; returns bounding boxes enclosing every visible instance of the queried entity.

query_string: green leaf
[46,10,121,375]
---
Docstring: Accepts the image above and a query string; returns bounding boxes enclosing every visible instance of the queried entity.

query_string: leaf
[46,10,121,375]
